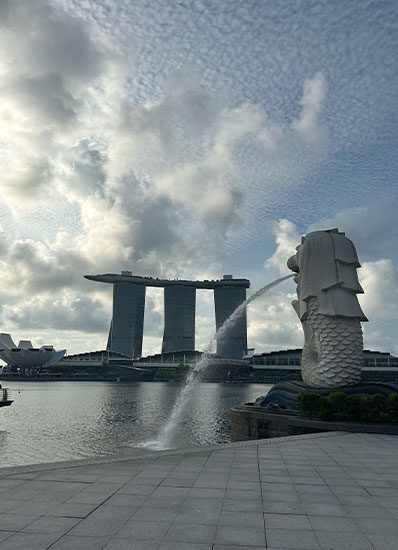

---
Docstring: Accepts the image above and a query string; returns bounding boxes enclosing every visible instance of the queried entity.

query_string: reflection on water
[0,381,271,467]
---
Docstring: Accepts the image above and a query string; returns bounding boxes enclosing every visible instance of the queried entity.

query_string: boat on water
[0,386,13,407]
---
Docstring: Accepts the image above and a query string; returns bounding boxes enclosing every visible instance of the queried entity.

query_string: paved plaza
[0,431,398,549]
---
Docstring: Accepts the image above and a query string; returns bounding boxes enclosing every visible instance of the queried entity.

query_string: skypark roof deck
[84,272,251,289]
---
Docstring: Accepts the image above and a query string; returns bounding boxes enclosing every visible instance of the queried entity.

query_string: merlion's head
[287,228,367,321]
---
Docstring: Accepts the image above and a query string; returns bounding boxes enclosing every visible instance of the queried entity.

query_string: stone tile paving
[0,431,398,549]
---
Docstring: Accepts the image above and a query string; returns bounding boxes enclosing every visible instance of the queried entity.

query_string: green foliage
[387,393,398,423]
[297,391,398,424]
[344,395,365,422]
[297,392,321,417]
[328,392,350,421]
[316,396,334,421]
[362,394,388,423]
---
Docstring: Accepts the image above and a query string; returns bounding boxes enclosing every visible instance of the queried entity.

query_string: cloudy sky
[0,0,397,357]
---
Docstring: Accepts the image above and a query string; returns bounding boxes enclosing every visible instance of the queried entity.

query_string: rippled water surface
[0,381,271,467]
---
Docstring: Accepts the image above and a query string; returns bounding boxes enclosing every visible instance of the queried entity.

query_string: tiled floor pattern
[0,432,398,549]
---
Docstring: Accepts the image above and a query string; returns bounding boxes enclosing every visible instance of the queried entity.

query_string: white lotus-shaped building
[0,333,66,368]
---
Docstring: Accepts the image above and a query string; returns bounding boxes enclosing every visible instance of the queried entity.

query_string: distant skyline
[0,0,397,357]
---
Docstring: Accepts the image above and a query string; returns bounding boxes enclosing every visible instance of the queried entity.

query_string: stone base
[230,405,398,442]
[255,380,398,411]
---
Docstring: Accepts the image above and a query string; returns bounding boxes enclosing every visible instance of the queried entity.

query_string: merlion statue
[287,228,367,388]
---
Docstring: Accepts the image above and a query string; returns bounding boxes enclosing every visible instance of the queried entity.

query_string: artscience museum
[0,333,66,372]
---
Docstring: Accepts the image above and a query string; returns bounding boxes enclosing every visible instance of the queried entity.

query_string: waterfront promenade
[0,432,397,549]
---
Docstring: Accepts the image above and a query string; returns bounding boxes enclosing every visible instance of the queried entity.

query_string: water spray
[144,273,294,449]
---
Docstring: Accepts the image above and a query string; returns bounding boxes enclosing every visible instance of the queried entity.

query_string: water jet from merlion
[142,273,294,450]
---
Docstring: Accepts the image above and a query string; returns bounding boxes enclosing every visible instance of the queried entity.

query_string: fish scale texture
[302,296,363,387]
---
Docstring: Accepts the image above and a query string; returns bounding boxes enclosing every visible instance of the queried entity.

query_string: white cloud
[195,264,224,281]
[0,72,80,127]
[292,72,327,140]
[359,259,398,319]
[0,158,53,204]
[0,0,104,81]
[309,201,398,261]
[362,327,398,357]
[5,293,109,334]
[247,291,303,351]
[264,219,301,275]
[0,1,330,283]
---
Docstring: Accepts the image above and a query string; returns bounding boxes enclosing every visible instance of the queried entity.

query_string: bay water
[0,381,271,467]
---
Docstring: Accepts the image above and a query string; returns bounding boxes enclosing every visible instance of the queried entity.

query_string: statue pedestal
[257,380,398,411]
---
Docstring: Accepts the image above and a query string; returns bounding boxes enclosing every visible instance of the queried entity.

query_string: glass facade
[214,286,247,359]
[107,282,146,358]
[162,285,196,353]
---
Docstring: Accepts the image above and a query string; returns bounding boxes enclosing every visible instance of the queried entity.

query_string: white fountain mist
[144,273,294,450]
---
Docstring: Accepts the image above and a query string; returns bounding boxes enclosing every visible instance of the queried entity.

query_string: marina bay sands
[85,272,250,359]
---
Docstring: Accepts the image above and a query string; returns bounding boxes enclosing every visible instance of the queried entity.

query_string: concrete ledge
[230,404,398,441]
[0,430,347,478]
